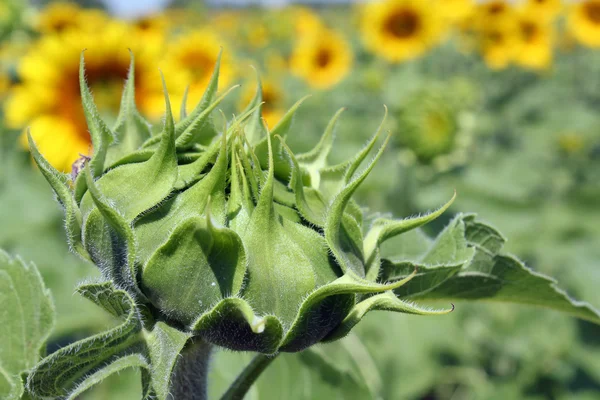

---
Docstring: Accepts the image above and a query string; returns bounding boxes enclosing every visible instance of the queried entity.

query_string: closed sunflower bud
[395,79,477,176]
[30,52,454,356]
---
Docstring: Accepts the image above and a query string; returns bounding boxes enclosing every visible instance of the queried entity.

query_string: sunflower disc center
[384,9,420,39]
[585,2,600,23]
[315,48,332,67]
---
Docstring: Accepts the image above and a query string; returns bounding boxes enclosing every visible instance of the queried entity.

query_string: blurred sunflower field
[1,0,600,399]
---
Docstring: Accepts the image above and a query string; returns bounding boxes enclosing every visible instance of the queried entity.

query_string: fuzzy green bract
[26,54,600,399]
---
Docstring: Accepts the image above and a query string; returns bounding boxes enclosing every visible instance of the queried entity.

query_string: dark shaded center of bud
[384,9,420,39]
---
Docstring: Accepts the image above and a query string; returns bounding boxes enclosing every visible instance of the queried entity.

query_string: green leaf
[397,215,600,324]
[27,281,144,398]
[381,215,475,297]
[0,366,22,400]
[64,354,151,400]
[0,251,54,400]
[145,323,190,400]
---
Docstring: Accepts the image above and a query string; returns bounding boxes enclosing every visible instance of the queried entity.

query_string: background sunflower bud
[395,79,477,176]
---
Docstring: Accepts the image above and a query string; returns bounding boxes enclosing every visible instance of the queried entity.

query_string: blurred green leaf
[0,250,55,400]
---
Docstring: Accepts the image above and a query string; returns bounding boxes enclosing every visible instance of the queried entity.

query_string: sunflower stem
[220,353,279,400]
[171,339,213,400]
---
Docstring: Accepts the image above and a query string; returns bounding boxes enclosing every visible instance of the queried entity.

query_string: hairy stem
[220,353,279,400]
[170,339,213,400]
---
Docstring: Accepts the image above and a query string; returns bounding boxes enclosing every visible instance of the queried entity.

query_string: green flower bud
[395,79,477,176]
[30,53,454,355]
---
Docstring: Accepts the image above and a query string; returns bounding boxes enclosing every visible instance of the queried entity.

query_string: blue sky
[100,0,171,18]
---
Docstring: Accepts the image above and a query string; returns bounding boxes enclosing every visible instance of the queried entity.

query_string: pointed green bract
[324,292,454,342]
[83,166,143,299]
[175,50,222,139]
[297,107,345,189]
[325,133,391,275]
[110,52,152,164]
[79,52,114,176]
[363,191,456,266]
[192,298,284,354]
[64,354,151,400]
[243,70,268,146]
[27,133,89,261]
[27,281,143,398]
[254,95,311,182]
[175,85,239,150]
[241,134,317,324]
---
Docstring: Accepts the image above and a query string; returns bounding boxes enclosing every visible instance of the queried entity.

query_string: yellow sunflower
[472,0,516,31]
[290,28,352,89]
[520,0,563,22]
[4,20,162,172]
[264,50,288,76]
[290,6,324,37]
[159,29,235,116]
[479,23,519,69]
[471,1,519,69]
[240,79,285,129]
[0,72,10,101]
[513,13,553,70]
[211,10,244,37]
[132,13,170,42]
[568,0,600,48]
[34,2,107,34]
[435,0,475,24]
[360,0,446,63]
